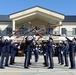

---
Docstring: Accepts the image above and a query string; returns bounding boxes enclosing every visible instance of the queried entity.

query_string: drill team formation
[0,21,76,69]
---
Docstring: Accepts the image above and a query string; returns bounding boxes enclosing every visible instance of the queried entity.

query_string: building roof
[63,16,76,22]
[0,15,11,22]
[0,6,76,22]
[10,6,64,16]
[1,15,76,22]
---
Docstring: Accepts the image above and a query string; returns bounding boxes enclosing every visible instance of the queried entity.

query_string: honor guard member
[47,37,54,69]
[9,40,14,65]
[32,41,39,62]
[42,40,48,67]
[5,39,11,67]
[63,40,69,66]
[0,36,7,69]
[10,40,18,65]
[13,43,19,64]
[59,41,64,65]
[65,37,76,69]
[0,36,2,55]
[55,43,61,64]
[24,36,35,69]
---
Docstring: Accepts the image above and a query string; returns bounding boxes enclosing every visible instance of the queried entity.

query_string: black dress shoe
[64,65,68,67]
[29,63,32,65]
[44,65,48,67]
[69,67,75,69]
[69,67,72,69]
[10,63,14,65]
[5,65,9,67]
[48,67,53,69]
[43,63,46,65]
[24,67,29,69]
[60,63,64,65]
[0,67,5,69]
[58,62,60,64]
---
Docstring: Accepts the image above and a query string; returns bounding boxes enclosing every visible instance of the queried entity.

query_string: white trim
[12,20,15,31]
[9,7,64,21]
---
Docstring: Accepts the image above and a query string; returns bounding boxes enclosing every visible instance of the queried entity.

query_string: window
[19,27,28,34]
[6,27,12,34]
[46,28,53,34]
[72,28,76,35]
[61,28,67,35]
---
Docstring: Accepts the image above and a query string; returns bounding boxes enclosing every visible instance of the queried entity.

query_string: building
[0,6,76,42]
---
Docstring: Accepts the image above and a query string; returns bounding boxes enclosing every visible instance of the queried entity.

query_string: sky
[0,0,76,15]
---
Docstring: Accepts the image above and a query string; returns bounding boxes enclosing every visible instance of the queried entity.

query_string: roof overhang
[9,6,65,25]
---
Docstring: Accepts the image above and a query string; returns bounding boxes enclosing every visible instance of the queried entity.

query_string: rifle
[9,30,21,37]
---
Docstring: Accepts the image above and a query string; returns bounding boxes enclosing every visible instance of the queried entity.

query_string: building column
[59,21,62,35]
[12,20,16,40]
[59,26,61,35]
[12,20,15,32]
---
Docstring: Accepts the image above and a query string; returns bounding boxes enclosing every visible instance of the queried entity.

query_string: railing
[53,31,76,37]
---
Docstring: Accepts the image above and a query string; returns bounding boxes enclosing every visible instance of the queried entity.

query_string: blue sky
[0,0,76,15]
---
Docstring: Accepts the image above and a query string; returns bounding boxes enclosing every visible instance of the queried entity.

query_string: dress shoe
[0,67,5,69]
[24,67,29,69]
[60,63,64,65]
[48,67,53,69]
[64,65,68,67]
[10,63,14,65]
[5,65,9,67]
[44,65,48,67]
[69,67,75,69]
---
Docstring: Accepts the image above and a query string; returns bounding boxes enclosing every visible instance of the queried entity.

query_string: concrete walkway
[0,55,76,75]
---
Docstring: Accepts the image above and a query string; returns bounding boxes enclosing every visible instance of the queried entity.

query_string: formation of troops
[0,35,76,69]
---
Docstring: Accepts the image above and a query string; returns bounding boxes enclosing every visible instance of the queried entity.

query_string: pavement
[0,55,76,75]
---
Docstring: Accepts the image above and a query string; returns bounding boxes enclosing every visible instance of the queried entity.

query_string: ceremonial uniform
[32,42,39,62]
[55,43,61,64]
[0,37,7,69]
[65,37,76,69]
[59,43,64,65]
[42,41,48,66]
[63,41,69,66]
[10,42,18,65]
[47,38,54,69]
[5,39,11,66]
[24,37,35,68]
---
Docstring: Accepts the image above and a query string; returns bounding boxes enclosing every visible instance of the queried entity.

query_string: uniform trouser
[44,52,48,66]
[34,50,39,62]
[10,51,16,64]
[10,52,13,64]
[28,51,32,65]
[60,53,64,64]
[64,53,69,66]
[58,53,61,63]
[5,52,10,65]
[24,52,30,68]
[69,53,75,68]
[48,52,54,68]
[12,51,16,63]
[0,53,6,67]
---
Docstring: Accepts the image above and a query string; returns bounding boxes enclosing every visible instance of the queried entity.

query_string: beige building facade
[0,6,76,42]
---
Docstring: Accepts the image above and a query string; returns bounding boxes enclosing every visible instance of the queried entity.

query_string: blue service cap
[25,36,28,39]
[9,39,13,42]
[0,36,3,38]
[49,37,53,40]
[5,39,8,42]
[73,37,76,40]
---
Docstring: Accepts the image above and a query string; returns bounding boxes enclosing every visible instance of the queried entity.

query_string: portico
[9,6,65,42]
